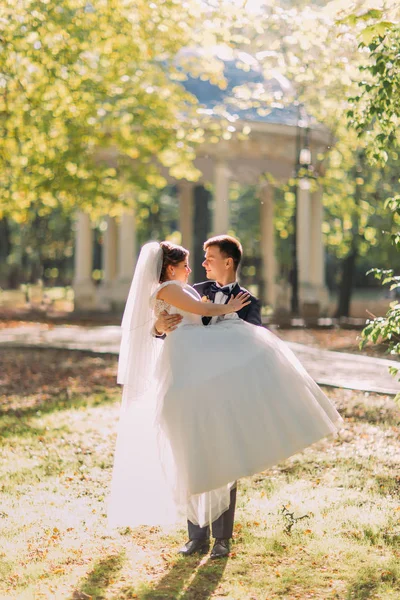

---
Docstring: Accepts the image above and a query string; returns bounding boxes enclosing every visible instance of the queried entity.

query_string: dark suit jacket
[193,281,262,327]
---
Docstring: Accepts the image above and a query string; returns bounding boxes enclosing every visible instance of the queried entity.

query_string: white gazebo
[73,51,330,314]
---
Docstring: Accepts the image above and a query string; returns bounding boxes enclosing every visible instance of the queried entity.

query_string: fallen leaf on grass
[161,552,172,562]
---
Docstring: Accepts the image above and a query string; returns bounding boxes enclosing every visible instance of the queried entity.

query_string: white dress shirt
[212,281,238,324]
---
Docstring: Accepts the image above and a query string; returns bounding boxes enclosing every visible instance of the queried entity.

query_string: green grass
[1,349,400,599]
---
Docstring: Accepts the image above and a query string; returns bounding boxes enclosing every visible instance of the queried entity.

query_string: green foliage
[359,266,400,402]
[358,203,400,402]
[344,4,400,387]
[1,211,75,287]
[239,2,400,277]
[3,0,400,293]
[0,0,229,221]
[348,26,400,163]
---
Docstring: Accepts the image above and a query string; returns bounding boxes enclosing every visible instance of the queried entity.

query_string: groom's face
[202,246,231,281]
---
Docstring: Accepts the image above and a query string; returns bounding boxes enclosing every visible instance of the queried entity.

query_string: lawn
[1,348,399,600]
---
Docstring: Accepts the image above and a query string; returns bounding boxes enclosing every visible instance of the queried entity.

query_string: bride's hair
[159,241,188,282]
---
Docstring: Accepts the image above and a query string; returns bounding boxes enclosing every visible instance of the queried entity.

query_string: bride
[108,240,342,531]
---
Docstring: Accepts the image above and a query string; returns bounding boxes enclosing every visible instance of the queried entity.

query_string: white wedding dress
[108,277,342,530]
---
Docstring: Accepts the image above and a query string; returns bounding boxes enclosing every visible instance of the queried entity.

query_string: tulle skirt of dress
[107,384,235,529]
[108,320,343,530]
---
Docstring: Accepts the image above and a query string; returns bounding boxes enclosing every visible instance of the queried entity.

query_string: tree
[231,1,400,315]
[342,5,400,397]
[346,9,400,161]
[0,0,232,221]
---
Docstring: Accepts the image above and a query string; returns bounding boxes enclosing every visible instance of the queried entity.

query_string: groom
[154,235,262,558]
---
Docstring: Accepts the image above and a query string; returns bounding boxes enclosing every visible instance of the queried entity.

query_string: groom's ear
[226,256,234,269]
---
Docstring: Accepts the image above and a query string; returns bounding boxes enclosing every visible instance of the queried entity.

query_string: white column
[260,185,277,307]
[310,186,329,310]
[310,188,324,288]
[73,211,96,310]
[113,209,137,308]
[213,160,230,234]
[97,216,118,310]
[178,181,194,259]
[103,216,118,283]
[118,211,137,281]
[297,179,312,301]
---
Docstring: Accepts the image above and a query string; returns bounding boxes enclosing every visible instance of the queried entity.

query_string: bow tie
[210,282,233,296]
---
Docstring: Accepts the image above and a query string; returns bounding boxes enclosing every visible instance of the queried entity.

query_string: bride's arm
[157,284,250,316]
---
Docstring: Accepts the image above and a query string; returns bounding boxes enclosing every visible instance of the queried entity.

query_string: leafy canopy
[0,0,234,220]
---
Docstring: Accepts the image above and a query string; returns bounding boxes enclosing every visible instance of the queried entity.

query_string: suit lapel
[230,283,248,318]
[194,281,212,298]
[223,282,241,304]
[230,283,241,297]
[197,281,213,325]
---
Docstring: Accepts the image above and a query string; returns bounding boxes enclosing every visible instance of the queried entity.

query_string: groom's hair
[204,235,243,272]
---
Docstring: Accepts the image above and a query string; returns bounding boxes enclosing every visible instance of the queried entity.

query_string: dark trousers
[188,486,237,540]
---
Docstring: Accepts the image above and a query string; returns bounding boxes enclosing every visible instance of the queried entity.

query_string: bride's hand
[227,292,251,313]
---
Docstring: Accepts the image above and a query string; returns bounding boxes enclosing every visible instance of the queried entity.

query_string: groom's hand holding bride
[154,311,182,336]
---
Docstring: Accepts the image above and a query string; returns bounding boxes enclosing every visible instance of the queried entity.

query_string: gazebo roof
[180,47,311,128]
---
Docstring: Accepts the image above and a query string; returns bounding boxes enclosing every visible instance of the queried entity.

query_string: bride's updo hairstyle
[159,241,188,282]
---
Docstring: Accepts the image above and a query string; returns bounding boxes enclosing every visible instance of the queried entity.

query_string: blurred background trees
[0,0,226,287]
[1,0,399,318]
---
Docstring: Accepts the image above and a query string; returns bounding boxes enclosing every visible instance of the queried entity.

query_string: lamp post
[290,103,312,316]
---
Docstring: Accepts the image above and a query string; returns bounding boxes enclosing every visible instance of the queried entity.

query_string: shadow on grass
[346,566,380,600]
[179,557,228,600]
[0,388,117,419]
[339,402,400,427]
[71,552,125,600]
[113,555,228,600]
[0,390,118,440]
[346,561,400,600]
[0,346,118,418]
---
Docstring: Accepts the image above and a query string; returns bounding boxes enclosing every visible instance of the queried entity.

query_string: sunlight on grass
[0,349,399,599]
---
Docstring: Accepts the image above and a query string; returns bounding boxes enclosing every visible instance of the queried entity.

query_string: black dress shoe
[210,538,230,559]
[178,538,210,556]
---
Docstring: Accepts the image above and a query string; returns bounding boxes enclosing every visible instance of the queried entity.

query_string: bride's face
[169,258,191,283]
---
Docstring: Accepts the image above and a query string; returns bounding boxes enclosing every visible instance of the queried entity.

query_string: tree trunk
[335,151,364,318]
[335,249,357,317]
[0,218,11,287]
[193,185,211,283]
